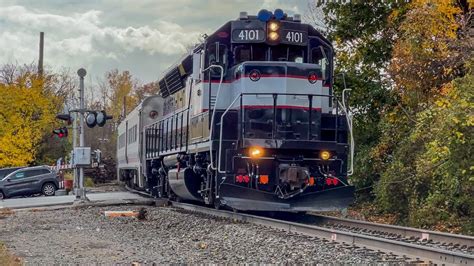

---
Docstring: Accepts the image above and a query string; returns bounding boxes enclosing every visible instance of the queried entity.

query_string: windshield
[232,44,306,65]
[0,168,20,180]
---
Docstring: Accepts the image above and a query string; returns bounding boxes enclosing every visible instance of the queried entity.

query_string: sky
[0,0,312,85]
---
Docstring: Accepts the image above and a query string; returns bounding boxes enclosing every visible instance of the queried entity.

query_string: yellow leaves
[0,74,58,167]
[435,99,451,108]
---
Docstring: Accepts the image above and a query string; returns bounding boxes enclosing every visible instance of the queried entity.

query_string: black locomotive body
[118,9,355,212]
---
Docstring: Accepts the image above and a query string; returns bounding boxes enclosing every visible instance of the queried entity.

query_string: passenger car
[0,166,59,199]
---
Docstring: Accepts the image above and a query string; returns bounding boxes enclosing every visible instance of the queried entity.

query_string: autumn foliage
[323,0,473,232]
[0,71,58,166]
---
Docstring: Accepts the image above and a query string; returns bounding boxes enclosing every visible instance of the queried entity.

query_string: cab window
[206,42,228,77]
[270,45,305,62]
[311,45,331,84]
[233,44,267,65]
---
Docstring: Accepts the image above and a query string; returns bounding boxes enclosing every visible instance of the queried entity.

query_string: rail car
[117,9,355,212]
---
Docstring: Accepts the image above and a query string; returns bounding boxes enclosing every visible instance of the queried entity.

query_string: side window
[13,171,25,180]
[311,46,330,83]
[40,169,50,175]
[206,42,227,77]
[25,170,41,177]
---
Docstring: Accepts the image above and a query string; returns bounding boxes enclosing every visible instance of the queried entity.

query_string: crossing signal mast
[54,68,113,202]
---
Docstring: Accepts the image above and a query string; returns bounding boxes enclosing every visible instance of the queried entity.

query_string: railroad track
[125,186,473,264]
[170,201,474,265]
[306,214,473,256]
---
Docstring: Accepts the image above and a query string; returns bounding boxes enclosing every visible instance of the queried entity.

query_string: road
[0,191,146,209]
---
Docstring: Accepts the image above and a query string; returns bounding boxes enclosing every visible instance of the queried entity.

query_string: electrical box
[73,147,91,166]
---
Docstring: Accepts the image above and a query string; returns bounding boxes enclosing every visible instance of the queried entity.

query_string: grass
[0,243,21,266]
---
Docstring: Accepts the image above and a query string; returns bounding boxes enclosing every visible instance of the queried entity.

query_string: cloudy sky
[0,0,311,84]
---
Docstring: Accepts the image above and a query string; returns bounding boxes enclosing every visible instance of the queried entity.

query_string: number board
[281,30,308,46]
[232,29,265,43]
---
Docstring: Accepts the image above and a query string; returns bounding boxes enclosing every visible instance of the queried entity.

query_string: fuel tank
[168,167,202,201]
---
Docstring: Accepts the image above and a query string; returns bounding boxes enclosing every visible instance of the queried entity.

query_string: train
[117,9,355,212]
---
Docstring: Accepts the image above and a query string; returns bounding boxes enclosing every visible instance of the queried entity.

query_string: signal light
[308,72,318,84]
[268,22,279,31]
[259,175,269,184]
[236,175,243,183]
[52,127,68,138]
[249,146,264,158]
[86,111,113,128]
[309,177,315,186]
[325,178,332,186]
[267,20,280,42]
[268,32,279,41]
[320,151,331,160]
[235,175,250,183]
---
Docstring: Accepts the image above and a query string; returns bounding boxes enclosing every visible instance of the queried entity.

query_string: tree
[320,0,408,198]
[101,69,139,125]
[0,70,58,166]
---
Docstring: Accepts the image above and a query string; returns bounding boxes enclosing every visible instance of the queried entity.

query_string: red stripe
[203,74,327,84]
[203,106,322,112]
[242,105,322,111]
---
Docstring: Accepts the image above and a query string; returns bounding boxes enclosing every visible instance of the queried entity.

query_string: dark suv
[0,166,60,199]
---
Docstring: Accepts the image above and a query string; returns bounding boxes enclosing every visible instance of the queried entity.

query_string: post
[38,32,44,76]
[77,68,88,201]
[73,112,78,192]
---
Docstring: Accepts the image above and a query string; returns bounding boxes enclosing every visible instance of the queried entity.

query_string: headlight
[249,147,264,158]
[268,22,279,31]
[268,32,279,41]
[320,151,331,160]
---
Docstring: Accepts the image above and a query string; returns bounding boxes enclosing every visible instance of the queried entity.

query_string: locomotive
[117,9,355,211]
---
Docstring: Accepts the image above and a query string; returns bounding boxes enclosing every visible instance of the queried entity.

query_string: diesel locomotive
[117,9,355,211]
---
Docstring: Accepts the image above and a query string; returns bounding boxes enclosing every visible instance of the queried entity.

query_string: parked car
[0,166,59,199]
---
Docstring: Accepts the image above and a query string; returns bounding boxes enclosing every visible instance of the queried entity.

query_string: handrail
[340,88,354,175]
[218,94,242,173]
[203,65,224,170]
[217,92,349,174]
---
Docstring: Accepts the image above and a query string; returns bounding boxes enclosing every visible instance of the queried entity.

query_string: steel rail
[170,201,474,265]
[311,214,474,248]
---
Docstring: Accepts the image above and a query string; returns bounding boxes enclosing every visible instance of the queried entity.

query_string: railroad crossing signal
[86,110,113,128]
[52,127,68,138]
[56,113,72,125]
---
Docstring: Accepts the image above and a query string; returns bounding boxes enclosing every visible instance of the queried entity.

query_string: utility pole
[38,32,44,76]
[77,68,88,201]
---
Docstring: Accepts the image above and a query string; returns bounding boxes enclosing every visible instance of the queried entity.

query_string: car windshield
[0,168,20,179]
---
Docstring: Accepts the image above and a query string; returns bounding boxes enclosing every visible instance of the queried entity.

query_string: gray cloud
[0,1,308,83]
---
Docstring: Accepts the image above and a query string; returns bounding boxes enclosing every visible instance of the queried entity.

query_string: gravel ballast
[0,205,404,264]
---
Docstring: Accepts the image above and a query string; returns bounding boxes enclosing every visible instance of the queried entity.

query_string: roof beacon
[274,9,285,20]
